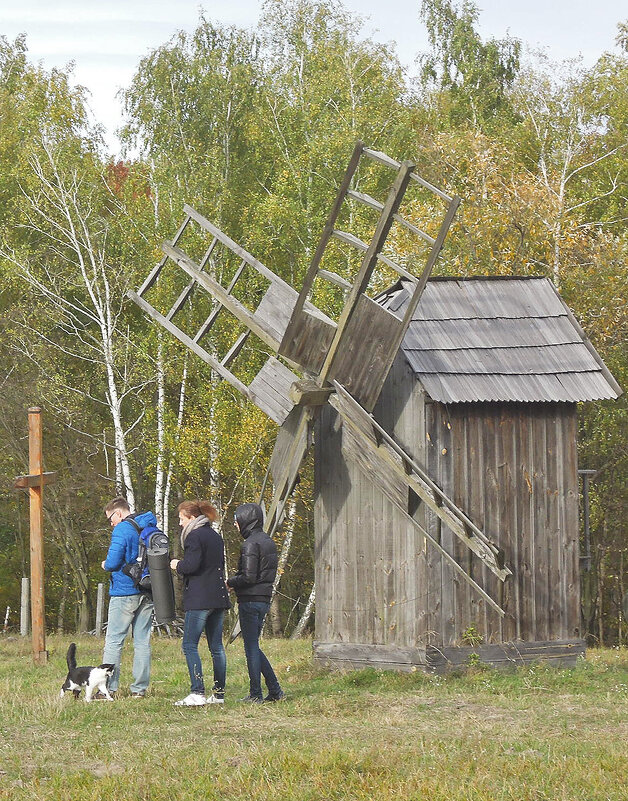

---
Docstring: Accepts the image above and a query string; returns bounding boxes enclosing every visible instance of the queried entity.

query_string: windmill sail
[128,142,509,609]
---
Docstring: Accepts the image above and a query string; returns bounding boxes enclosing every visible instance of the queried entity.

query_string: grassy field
[0,635,627,800]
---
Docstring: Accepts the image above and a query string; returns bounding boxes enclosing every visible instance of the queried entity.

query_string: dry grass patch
[0,635,627,800]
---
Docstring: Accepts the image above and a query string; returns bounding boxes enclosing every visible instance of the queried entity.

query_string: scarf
[180,514,209,549]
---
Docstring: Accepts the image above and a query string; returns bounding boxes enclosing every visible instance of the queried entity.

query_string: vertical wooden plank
[426,401,442,645]
[313,413,327,643]
[546,404,561,639]
[95,583,105,636]
[361,462,375,643]
[335,415,350,643]
[451,406,466,643]
[468,410,487,639]
[439,407,456,646]
[372,477,386,644]
[499,408,519,641]
[480,412,500,643]
[482,407,502,643]
[562,406,581,638]
[415,389,429,645]
[28,408,47,665]
[533,410,550,642]
[491,409,509,641]
[519,405,536,641]
[20,577,29,636]
[314,406,340,643]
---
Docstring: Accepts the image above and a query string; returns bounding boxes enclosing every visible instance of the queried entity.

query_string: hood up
[234,503,264,539]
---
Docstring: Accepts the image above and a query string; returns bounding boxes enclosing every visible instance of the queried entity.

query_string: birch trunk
[292,584,316,639]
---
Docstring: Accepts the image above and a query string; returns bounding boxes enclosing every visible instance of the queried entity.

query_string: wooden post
[29,408,46,663]
[13,407,57,665]
[20,578,29,636]
[95,583,105,636]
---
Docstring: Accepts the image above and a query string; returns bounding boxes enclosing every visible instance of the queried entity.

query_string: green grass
[0,636,627,800]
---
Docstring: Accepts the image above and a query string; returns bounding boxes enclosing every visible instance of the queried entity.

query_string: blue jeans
[238,600,281,700]
[103,594,153,694]
[182,608,226,696]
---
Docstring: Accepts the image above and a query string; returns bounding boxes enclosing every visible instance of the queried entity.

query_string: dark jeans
[238,600,281,700]
[182,608,226,696]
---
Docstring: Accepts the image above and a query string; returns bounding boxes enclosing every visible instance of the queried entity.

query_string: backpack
[122,516,170,594]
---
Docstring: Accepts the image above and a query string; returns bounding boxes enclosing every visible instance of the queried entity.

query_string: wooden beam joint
[289,380,334,407]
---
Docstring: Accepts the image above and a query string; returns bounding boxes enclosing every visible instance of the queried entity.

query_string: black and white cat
[60,643,115,702]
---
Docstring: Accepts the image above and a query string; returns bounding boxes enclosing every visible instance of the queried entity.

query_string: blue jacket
[104,511,157,597]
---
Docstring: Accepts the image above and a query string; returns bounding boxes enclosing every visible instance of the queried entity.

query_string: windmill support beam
[331,381,510,583]
[289,380,334,407]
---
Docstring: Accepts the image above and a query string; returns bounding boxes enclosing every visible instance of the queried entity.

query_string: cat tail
[67,642,77,671]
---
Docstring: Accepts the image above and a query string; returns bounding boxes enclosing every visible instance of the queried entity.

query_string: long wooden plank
[319,161,416,384]
[331,382,511,582]
[313,641,428,671]
[427,639,586,670]
[340,424,505,617]
[162,242,281,352]
[127,291,252,402]
[279,141,364,363]
[183,204,295,293]
[13,472,57,489]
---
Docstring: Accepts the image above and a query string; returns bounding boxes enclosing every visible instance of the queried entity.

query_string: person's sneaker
[174,693,207,706]
[205,694,225,705]
[238,695,263,703]
[264,690,286,702]
[131,692,146,698]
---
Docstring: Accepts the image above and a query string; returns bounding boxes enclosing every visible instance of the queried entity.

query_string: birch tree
[1,142,148,505]
[512,56,626,286]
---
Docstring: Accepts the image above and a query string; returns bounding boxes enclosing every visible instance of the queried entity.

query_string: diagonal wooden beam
[319,160,415,384]
[161,242,281,352]
[331,381,510,582]
[127,290,252,401]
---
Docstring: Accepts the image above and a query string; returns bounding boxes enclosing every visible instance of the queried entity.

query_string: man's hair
[104,496,130,516]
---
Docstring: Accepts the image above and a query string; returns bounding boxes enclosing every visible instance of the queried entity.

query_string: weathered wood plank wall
[314,355,581,653]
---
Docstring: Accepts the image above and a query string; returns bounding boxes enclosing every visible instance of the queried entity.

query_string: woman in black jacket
[170,500,230,706]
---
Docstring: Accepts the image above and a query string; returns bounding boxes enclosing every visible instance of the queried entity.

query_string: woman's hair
[177,499,217,522]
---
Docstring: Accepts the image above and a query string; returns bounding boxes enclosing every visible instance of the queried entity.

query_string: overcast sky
[2,0,626,155]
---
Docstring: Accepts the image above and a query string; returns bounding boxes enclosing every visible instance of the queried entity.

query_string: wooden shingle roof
[378,276,622,404]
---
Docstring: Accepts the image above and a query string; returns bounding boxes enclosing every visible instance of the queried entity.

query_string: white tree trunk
[292,584,315,639]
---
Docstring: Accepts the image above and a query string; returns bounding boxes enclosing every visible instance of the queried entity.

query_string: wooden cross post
[13,408,57,665]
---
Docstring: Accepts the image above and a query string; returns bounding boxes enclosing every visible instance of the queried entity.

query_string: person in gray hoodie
[227,502,285,703]
[101,497,155,697]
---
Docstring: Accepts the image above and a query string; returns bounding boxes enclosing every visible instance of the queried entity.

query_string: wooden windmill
[129,141,512,626]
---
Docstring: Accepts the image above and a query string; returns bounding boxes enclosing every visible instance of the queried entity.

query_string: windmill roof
[377,276,622,404]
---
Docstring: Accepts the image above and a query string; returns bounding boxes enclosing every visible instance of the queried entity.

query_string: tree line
[0,0,626,642]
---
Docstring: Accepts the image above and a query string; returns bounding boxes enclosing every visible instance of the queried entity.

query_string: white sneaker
[174,693,207,706]
[205,694,225,705]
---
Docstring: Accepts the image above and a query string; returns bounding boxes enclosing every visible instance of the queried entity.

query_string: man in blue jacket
[101,496,155,697]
